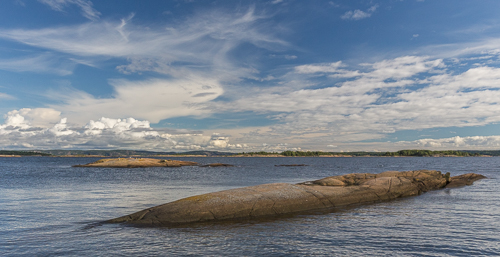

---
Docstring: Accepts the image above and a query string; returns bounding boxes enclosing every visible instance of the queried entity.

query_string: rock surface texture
[73,158,198,168]
[107,170,486,226]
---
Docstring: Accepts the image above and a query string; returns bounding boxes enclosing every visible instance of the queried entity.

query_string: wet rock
[107,170,485,226]
[445,173,487,188]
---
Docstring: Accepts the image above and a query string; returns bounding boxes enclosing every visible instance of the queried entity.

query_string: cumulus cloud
[3,3,500,152]
[0,110,248,151]
[211,55,500,147]
[38,0,101,21]
[398,136,500,149]
[2,108,62,128]
[341,5,378,20]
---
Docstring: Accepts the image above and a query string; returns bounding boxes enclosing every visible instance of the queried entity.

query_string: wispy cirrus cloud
[0,7,285,72]
[4,2,500,152]
[0,8,286,124]
[38,0,101,21]
[0,53,76,75]
[0,93,15,100]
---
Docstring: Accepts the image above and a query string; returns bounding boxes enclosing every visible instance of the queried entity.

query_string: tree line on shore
[239,149,497,157]
[0,150,51,156]
[1,149,500,157]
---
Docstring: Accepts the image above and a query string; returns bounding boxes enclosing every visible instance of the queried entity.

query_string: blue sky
[1,0,500,152]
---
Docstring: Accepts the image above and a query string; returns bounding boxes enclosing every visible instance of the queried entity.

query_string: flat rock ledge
[106,170,486,226]
[73,158,198,168]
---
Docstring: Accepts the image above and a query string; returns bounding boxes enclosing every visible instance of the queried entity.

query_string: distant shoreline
[1,149,498,158]
[2,154,495,158]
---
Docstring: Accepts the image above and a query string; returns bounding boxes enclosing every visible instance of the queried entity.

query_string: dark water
[0,157,499,256]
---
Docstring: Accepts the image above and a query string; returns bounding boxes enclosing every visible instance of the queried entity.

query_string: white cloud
[2,108,61,128]
[0,53,76,75]
[0,8,285,70]
[398,136,500,149]
[0,93,15,100]
[295,61,345,74]
[341,5,378,20]
[341,10,370,20]
[329,2,340,8]
[3,4,500,152]
[0,8,286,124]
[38,0,101,21]
[47,77,223,124]
[418,37,500,60]
[0,110,249,151]
[210,55,500,147]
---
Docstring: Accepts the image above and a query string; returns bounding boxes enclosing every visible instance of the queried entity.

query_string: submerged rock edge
[106,170,486,226]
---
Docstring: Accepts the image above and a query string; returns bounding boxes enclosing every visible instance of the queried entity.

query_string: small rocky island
[107,170,485,226]
[73,158,198,168]
[73,158,236,168]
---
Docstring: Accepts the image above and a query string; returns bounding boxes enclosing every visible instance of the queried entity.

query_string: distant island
[239,149,497,157]
[0,150,51,157]
[1,149,500,157]
[73,158,198,168]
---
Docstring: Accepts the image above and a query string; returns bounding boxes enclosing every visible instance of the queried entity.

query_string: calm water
[0,157,499,256]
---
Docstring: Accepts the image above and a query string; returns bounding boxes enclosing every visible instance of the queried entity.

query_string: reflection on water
[0,157,499,256]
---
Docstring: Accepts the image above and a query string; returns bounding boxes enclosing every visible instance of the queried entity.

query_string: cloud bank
[2,2,500,151]
[0,109,246,151]
[210,55,500,148]
[399,136,500,149]
[49,78,224,124]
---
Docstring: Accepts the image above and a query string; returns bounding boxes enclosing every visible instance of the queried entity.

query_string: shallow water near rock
[1,157,499,256]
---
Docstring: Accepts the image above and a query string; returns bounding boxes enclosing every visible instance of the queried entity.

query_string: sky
[1,0,500,152]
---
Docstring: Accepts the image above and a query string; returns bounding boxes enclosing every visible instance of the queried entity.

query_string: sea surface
[0,156,499,256]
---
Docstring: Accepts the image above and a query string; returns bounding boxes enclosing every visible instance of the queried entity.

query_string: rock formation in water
[200,163,235,167]
[73,158,198,168]
[107,170,486,226]
[275,164,308,167]
[444,173,486,188]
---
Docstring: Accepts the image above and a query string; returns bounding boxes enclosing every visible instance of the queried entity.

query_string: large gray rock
[107,170,485,226]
